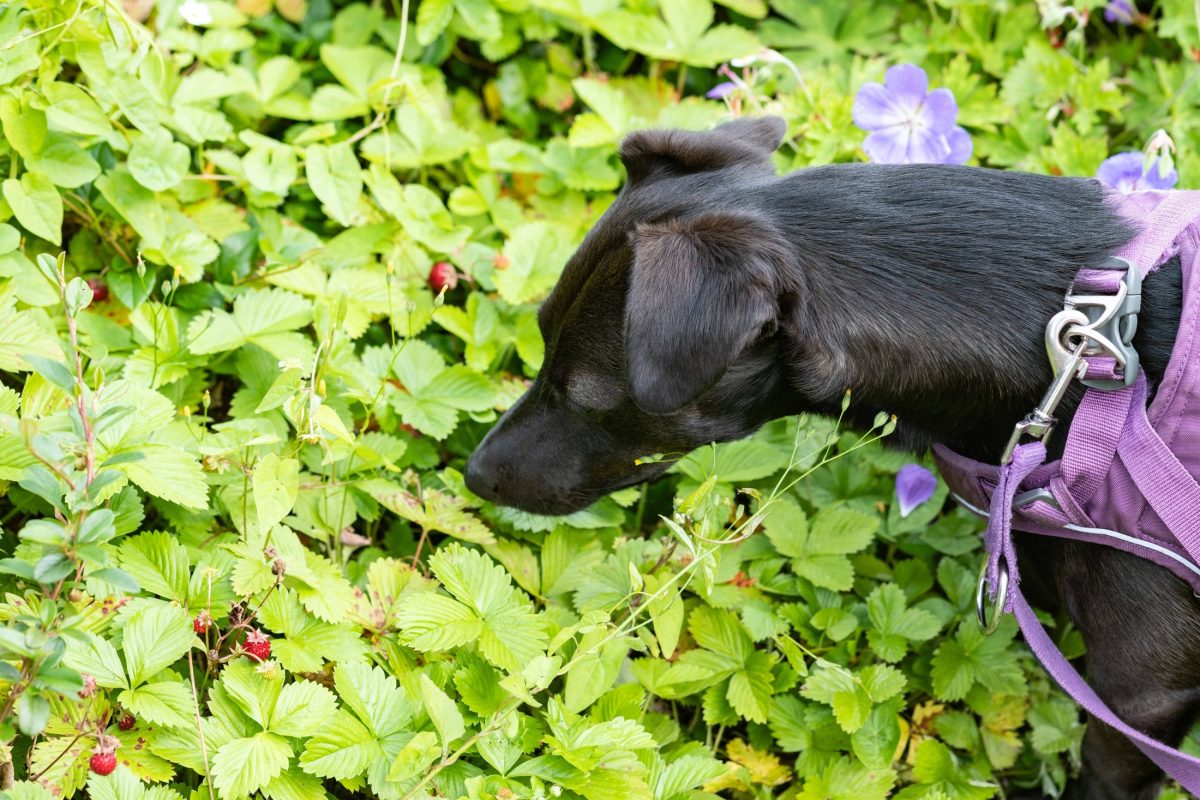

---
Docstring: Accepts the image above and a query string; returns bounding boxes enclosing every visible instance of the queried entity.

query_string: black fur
[464,117,1200,799]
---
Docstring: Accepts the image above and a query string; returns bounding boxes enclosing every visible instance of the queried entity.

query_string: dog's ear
[620,116,786,186]
[625,212,786,414]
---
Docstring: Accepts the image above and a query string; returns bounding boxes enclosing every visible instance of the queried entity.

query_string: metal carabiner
[976,556,1010,634]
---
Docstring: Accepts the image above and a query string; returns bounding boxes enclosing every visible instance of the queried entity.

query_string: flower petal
[883,64,929,107]
[863,129,910,164]
[921,88,959,134]
[706,81,737,99]
[1105,0,1135,24]
[1142,156,1179,190]
[1096,152,1177,193]
[945,126,973,165]
[853,83,908,132]
[905,128,952,164]
[896,464,937,518]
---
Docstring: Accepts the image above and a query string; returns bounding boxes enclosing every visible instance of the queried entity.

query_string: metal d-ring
[976,557,1010,635]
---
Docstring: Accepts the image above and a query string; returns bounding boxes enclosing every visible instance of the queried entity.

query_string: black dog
[464,116,1200,799]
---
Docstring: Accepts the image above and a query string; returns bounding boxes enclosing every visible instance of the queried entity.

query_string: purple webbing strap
[1010,592,1200,794]
[988,441,1200,793]
[1116,376,1200,564]
[1112,191,1200,274]
[985,442,1045,603]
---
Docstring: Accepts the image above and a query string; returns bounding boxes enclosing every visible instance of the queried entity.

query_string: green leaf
[397,592,482,652]
[764,501,878,591]
[26,134,101,189]
[333,662,417,739]
[123,603,195,687]
[3,172,62,245]
[128,128,190,191]
[95,170,165,248]
[298,708,382,779]
[118,444,209,510]
[495,222,573,305]
[253,454,300,537]
[211,732,292,798]
[851,702,903,770]
[419,673,466,752]
[866,584,942,662]
[118,532,190,604]
[43,82,112,137]
[188,289,313,358]
[118,681,195,729]
[426,544,549,672]
[689,607,751,664]
[269,680,338,738]
[305,143,363,226]
[799,755,895,800]
[416,0,454,44]
[931,621,1025,701]
[63,633,127,690]
[727,651,776,723]
[261,768,328,800]
[386,730,439,782]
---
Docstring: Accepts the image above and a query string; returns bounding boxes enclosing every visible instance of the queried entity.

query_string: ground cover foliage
[0,0,1196,797]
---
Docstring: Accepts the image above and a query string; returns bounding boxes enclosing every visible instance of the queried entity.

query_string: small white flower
[179,0,213,26]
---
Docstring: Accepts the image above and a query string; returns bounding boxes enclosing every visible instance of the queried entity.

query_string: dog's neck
[761,165,1179,462]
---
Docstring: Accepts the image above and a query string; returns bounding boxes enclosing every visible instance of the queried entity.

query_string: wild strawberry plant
[0,0,1196,799]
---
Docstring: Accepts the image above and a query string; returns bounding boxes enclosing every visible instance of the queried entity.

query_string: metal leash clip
[999,257,1142,464]
[976,559,1009,634]
[981,259,1142,633]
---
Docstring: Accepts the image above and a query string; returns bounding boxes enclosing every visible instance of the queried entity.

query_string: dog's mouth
[597,459,672,495]
[489,460,672,517]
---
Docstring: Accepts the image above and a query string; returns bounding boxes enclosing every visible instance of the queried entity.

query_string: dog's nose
[464,452,501,503]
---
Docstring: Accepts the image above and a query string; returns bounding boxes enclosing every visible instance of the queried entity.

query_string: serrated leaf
[211,732,292,798]
[124,603,195,687]
[63,633,127,690]
[119,444,208,510]
[298,708,382,779]
[118,532,190,603]
[253,454,300,537]
[419,673,466,752]
[269,680,338,738]
[119,681,195,729]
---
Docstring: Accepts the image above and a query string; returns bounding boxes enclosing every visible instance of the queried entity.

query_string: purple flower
[895,464,937,518]
[1104,0,1135,24]
[706,81,737,100]
[1096,152,1178,194]
[852,64,972,165]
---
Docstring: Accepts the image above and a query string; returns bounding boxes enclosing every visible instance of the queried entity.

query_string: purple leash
[983,441,1200,793]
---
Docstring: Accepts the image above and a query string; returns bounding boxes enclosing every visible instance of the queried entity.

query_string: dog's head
[465,117,807,514]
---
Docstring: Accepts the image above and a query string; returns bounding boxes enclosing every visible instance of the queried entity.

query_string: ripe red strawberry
[86,278,109,304]
[193,611,212,634]
[243,628,271,662]
[117,713,135,731]
[90,751,117,776]
[428,262,458,294]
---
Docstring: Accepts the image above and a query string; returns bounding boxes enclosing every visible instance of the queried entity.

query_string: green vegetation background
[0,0,1196,798]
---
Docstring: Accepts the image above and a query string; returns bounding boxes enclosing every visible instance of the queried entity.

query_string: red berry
[86,278,109,304]
[193,611,212,634]
[90,751,117,776]
[243,628,271,662]
[428,262,458,294]
[117,713,135,731]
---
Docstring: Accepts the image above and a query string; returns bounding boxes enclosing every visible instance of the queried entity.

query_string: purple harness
[935,190,1200,792]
